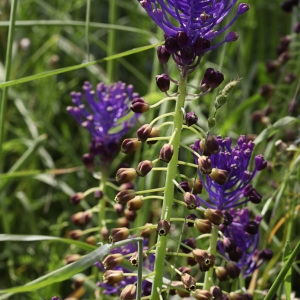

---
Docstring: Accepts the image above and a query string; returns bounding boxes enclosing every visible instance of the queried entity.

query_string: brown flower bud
[65,254,81,264]
[184,192,197,210]
[103,270,124,285]
[146,126,160,144]
[225,261,241,279]
[85,235,96,245]
[117,217,130,227]
[71,211,92,226]
[209,168,229,185]
[69,230,83,240]
[193,289,213,300]
[130,97,150,113]
[192,249,215,272]
[204,208,224,225]
[200,135,219,156]
[188,178,203,194]
[116,168,137,184]
[115,189,136,204]
[198,156,212,174]
[124,209,136,222]
[119,182,135,191]
[109,227,130,243]
[156,73,170,92]
[103,253,124,270]
[215,266,228,281]
[129,251,147,266]
[120,284,136,300]
[136,160,153,177]
[121,138,140,154]
[140,223,156,238]
[159,144,174,163]
[127,196,144,211]
[157,219,171,236]
[70,192,84,205]
[210,286,223,300]
[194,218,212,233]
[101,227,109,241]
[137,124,152,142]
[181,273,197,291]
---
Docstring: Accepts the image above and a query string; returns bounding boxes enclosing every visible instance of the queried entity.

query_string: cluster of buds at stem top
[130,97,150,113]
[192,249,215,272]
[156,219,171,236]
[102,253,124,270]
[159,144,174,163]
[109,227,130,243]
[120,284,136,300]
[200,68,224,92]
[156,73,170,92]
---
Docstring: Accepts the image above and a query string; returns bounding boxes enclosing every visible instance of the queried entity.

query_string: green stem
[150,76,187,300]
[203,224,219,291]
[107,0,117,83]
[85,0,91,61]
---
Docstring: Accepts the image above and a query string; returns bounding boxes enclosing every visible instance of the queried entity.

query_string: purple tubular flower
[218,208,272,277]
[67,81,139,161]
[96,239,153,296]
[191,135,265,210]
[138,0,249,68]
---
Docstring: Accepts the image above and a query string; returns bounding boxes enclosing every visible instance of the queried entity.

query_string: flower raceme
[191,135,267,210]
[67,81,139,165]
[138,0,249,70]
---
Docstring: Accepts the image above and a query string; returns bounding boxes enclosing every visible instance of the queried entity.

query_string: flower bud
[109,227,130,243]
[223,238,237,252]
[193,37,211,55]
[194,218,212,233]
[71,211,92,226]
[157,45,171,63]
[101,227,109,241]
[146,126,160,144]
[85,235,96,245]
[127,196,144,211]
[223,211,233,225]
[121,138,140,154]
[260,248,273,260]
[193,289,213,300]
[129,251,147,266]
[225,261,241,279]
[244,221,259,234]
[238,3,250,14]
[201,68,224,91]
[120,182,135,191]
[228,247,243,262]
[192,249,215,271]
[200,135,219,156]
[130,97,150,113]
[215,266,228,281]
[225,31,239,42]
[103,270,124,285]
[209,168,229,185]
[140,223,156,238]
[157,219,171,236]
[65,254,81,264]
[215,94,227,109]
[94,189,103,200]
[185,111,198,126]
[156,73,170,92]
[208,117,216,128]
[70,192,84,205]
[159,144,174,163]
[255,154,267,170]
[117,216,130,228]
[124,209,137,222]
[204,209,223,225]
[114,189,136,204]
[186,213,197,227]
[180,238,197,253]
[103,253,124,270]
[181,273,197,291]
[120,284,136,300]
[198,156,212,174]
[210,286,223,300]
[165,37,179,53]
[69,230,83,240]
[136,160,153,177]
[188,178,202,194]
[184,192,197,210]
[137,124,152,142]
[116,168,137,184]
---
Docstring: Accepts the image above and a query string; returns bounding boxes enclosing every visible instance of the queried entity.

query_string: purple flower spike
[138,0,249,70]
[67,81,139,162]
[192,135,265,210]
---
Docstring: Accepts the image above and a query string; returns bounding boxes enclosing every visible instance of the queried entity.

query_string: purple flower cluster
[96,240,153,296]
[191,135,267,210]
[139,0,249,68]
[218,208,272,277]
[67,81,139,163]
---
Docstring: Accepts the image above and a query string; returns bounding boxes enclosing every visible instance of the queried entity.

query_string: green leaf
[284,241,292,300]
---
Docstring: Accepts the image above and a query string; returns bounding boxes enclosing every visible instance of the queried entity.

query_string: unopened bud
[210,286,223,300]
[188,178,203,194]
[215,266,228,281]
[208,117,216,128]
[244,221,259,234]
[185,111,198,126]
[115,189,136,204]
[69,230,83,240]
[103,253,124,270]
[186,213,197,227]
[215,94,227,109]
[180,238,197,253]
[201,68,224,91]
[103,270,124,285]
[198,156,212,174]
[193,289,213,300]
[228,247,243,262]
[86,235,96,245]
[159,144,174,163]
[184,192,197,210]
[192,249,215,272]
[94,190,103,200]
[136,160,153,177]
[120,284,136,300]
[130,97,150,113]
[127,196,144,211]
[194,218,212,233]
[82,153,94,172]
[200,135,219,156]
[181,273,197,291]
[140,223,156,238]
[71,211,92,226]
[124,209,136,222]
[121,138,140,154]
[156,73,170,92]
[146,126,160,144]
[101,227,109,241]
[116,168,137,184]
[129,251,147,266]
[157,45,171,63]
[238,3,250,14]
[157,219,171,236]
[137,124,152,142]
[70,192,84,205]
[225,261,241,279]
[255,154,267,170]
[209,168,229,185]
[225,31,239,42]
[65,254,81,264]
[204,208,224,225]
[109,227,130,243]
